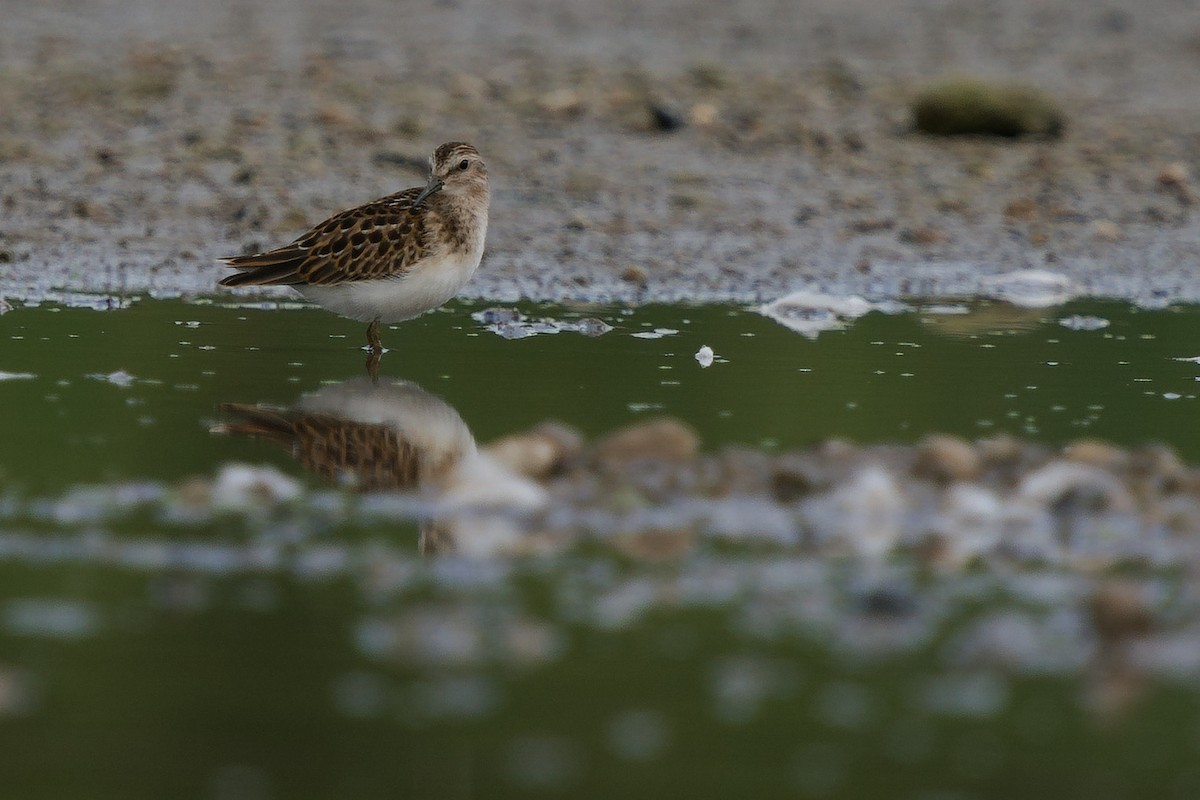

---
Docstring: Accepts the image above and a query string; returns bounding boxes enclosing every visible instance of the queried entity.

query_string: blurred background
[4,2,1200,799]
[2,0,1199,302]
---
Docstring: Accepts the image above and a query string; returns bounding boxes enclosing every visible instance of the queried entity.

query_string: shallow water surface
[3,297,1200,799]
[3,298,1200,492]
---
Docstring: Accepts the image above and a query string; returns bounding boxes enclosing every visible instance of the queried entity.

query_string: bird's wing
[216,403,422,490]
[218,188,432,287]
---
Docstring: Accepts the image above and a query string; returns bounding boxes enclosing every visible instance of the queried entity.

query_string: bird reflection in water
[215,377,546,555]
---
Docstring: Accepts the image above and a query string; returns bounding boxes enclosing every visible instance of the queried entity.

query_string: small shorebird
[218,142,490,357]
[215,378,478,494]
[215,377,545,555]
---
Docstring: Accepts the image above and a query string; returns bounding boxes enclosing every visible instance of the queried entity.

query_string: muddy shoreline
[1,1,1199,307]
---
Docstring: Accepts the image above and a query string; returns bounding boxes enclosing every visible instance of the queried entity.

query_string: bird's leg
[365,318,385,382]
[366,318,383,354]
[366,349,381,383]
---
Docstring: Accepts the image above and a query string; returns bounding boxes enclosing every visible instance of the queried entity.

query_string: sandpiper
[215,378,478,494]
[218,142,490,355]
[215,377,546,555]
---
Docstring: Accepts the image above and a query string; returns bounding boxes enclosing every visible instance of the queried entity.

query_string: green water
[3,299,1200,493]
[2,298,1200,799]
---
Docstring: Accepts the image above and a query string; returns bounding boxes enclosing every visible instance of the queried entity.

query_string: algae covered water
[3,297,1200,799]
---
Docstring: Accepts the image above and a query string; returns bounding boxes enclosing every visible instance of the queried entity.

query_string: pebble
[912,434,980,484]
[1157,162,1194,204]
[899,226,947,246]
[539,88,584,115]
[930,483,1003,567]
[979,269,1078,308]
[649,101,684,131]
[611,527,696,562]
[1090,220,1122,242]
[689,103,718,126]
[593,418,700,470]
[771,455,829,502]
[1018,460,1133,514]
[439,453,548,515]
[1004,197,1038,221]
[619,265,649,288]
[1063,439,1126,469]
[1058,315,1110,331]
[758,291,881,338]
[313,101,360,128]
[821,465,903,558]
[1089,581,1154,644]
[211,463,302,510]
[483,422,584,480]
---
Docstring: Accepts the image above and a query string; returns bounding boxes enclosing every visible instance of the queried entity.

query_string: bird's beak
[414,175,444,207]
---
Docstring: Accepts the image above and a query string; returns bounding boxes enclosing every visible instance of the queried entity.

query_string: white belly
[297,249,482,323]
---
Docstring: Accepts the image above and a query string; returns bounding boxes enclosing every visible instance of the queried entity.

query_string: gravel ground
[2,0,1200,306]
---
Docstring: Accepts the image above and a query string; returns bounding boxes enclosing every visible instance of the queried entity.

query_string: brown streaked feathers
[219,141,486,291]
[217,402,422,491]
[218,188,433,287]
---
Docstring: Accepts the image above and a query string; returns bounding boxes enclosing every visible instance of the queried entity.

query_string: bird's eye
[458,159,470,171]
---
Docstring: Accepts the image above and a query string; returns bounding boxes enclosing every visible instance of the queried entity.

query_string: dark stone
[650,102,684,132]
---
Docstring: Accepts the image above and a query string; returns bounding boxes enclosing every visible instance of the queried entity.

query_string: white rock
[212,463,302,510]
[87,369,137,387]
[933,483,1003,566]
[980,269,1078,308]
[440,453,548,513]
[810,464,903,559]
[758,290,890,339]
[1058,315,1109,331]
[1018,460,1132,513]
